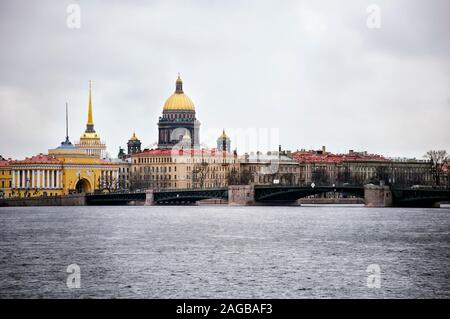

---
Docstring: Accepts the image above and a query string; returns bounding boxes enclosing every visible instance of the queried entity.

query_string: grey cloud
[0,0,449,160]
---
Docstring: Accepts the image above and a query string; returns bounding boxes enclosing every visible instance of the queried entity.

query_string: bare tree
[192,162,209,188]
[129,172,154,191]
[424,150,448,187]
[226,168,240,185]
[337,165,351,184]
[312,167,329,186]
[226,168,254,186]
[98,175,119,193]
[280,173,295,185]
[240,169,254,185]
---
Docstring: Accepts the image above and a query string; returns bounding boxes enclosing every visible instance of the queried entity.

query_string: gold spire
[87,80,93,125]
[220,129,228,139]
[84,80,96,133]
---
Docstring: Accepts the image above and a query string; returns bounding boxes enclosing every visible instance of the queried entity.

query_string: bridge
[87,188,228,205]
[391,188,450,207]
[85,184,450,207]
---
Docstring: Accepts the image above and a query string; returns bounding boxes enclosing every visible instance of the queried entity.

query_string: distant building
[292,148,433,187]
[127,132,142,155]
[239,151,302,186]
[117,147,127,160]
[217,130,231,152]
[109,157,131,191]
[0,156,12,198]
[130,148,238,190]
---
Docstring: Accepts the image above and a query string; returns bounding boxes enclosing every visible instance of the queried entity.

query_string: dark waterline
[0,205,449,298]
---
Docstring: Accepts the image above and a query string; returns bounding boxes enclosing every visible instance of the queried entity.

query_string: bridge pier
[145,189,154,206]
[364,184,393,207]
[228,185,254,205]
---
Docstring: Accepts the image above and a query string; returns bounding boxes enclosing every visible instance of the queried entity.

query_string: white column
[32,170,35,188]
[37,170,41,189]
[46,170,49,189]
[51,170,54,188]
[21,170,24,189]
[17,171,20,188]
[12,170,15,188]
[56,170,60,188]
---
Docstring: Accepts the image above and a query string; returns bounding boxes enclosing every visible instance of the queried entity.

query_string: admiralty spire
[75,81,107,158]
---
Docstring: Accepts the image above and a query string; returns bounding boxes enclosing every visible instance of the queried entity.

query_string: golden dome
[163,93,195,111]
[163,75,195,111]
[129,132,139,141]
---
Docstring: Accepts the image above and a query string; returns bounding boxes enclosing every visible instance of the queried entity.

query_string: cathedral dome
[163,75,195,111]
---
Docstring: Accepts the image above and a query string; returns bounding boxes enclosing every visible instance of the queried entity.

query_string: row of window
[135,157,236,164]
[164,113,195,119]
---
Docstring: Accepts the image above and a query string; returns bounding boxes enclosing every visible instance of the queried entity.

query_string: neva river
[0,205,449,298]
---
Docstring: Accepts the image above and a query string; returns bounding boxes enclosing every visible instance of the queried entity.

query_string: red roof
[293,151,388,164]
[0,160,10,167]
[135,148,233,157]
[11,154,62,165]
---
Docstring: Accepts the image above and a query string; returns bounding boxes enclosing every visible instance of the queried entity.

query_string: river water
[0,205,449,298]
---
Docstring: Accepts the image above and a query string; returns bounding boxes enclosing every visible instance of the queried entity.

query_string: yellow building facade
[0,156,12,198]
[5,82,119,198]
[131,149,239,190]
[8,143,119,198]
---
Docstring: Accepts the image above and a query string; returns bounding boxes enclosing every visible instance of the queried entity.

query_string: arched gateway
[75,178,91,193]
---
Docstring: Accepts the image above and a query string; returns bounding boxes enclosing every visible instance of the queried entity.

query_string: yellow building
[75,81,106,158]
[9,143,119,198]
[8,97,119,198]
[131,148,238,190]
[48,139,119,194]
[0,156,12,198]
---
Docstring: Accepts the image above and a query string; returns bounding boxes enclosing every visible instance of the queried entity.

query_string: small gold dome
[220,129,228,139]
[163,75,195,111]
[129,132,139,141]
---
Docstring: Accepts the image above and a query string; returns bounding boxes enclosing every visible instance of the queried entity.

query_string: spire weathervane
[66,102,69,141]
[60,102,73,147]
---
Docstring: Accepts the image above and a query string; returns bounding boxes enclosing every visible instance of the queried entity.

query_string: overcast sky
[0,0,449,160]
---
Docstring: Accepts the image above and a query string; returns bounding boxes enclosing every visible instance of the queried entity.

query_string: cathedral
[157,75,200,149]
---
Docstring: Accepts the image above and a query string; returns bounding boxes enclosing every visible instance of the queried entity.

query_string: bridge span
[85,184,450,208]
